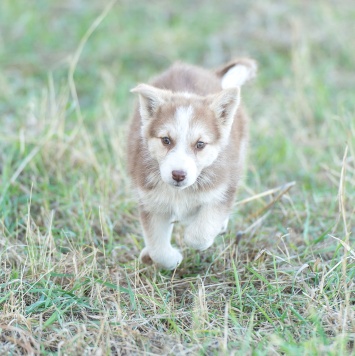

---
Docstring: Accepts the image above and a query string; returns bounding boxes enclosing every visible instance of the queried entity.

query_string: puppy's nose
[172,170,186,182]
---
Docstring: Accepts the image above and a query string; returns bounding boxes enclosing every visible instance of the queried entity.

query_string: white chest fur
[137,182,228,222]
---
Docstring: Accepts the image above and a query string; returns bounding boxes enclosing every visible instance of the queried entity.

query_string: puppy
[128,58,256,269]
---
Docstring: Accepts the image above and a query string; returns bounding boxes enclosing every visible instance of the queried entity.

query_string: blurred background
[1,0,354,123]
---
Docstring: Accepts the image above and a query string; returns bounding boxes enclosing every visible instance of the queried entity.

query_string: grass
[0,0,354,354]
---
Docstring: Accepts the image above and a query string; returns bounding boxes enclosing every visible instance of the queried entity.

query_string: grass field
[0,0,354,354]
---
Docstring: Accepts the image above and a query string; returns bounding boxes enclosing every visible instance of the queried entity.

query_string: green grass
[0,0,354,354]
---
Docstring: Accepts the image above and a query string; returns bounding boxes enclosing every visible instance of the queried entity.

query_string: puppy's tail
[215,58,257,89]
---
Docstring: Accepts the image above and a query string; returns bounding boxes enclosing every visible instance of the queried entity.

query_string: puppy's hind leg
[139,209,182,270]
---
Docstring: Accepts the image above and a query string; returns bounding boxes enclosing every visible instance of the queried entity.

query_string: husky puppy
[128,58,256,269]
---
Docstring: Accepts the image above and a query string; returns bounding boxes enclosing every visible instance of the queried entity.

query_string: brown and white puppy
[128,58,256,269]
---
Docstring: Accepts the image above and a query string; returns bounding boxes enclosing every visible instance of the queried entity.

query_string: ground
[0,0,354,354]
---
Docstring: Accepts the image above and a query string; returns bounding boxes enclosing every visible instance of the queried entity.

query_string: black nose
[172,170,186,182]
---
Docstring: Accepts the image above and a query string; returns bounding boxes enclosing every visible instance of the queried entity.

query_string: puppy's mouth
[172,181,187,189]
[168,180,191,189]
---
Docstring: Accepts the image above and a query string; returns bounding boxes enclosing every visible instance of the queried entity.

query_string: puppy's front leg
[139,209,183,270]
[184,204,230,251]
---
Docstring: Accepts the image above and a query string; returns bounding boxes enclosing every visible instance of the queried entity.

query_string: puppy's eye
[161,137,171,145]
[196,141,206,150]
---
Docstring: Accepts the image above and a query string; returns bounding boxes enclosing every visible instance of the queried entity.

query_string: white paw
[140,246,183,270]
[184,232,215,251]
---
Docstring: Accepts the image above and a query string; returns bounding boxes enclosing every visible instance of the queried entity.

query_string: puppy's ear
[210,87,240,127]
[131,84,171,121]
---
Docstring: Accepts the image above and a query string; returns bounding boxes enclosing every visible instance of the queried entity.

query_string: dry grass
[0,0,354,354]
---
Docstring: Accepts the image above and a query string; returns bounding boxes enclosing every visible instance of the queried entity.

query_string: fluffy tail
[215,58,257,89]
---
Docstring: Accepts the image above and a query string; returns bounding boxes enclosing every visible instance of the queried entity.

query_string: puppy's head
[131,84,240,189]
